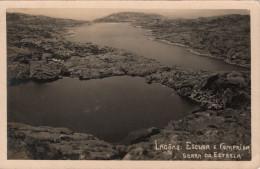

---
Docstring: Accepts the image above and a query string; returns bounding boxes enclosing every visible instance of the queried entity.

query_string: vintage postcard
[0,1,259,169]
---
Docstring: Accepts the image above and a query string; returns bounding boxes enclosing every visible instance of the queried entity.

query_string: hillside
[7,13,251,160]
[95,12,250,68]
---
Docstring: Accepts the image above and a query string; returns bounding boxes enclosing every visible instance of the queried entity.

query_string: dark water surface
[68,23,247,72]
[8,23,247,144]
[8,76,199,143]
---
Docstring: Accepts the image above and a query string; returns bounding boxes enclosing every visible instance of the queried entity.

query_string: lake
[67,23,247,72]
[8,22,247,144]
[8,76,199,144]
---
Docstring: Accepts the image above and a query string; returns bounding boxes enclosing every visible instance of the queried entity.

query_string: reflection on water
[68,23,247,72]
[8,23,248,144]
[8,76,199,143]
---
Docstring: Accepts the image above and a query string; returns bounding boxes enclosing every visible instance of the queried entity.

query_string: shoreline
[144,31,250,69]
[68,21,250,69]
[7,13,251,160]
[8,104,251,160]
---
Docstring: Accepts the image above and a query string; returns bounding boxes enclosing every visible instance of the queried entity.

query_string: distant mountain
[94,12,164,23]
[96,12,250,68]
[7,12,88,26]
[6,12,251,161]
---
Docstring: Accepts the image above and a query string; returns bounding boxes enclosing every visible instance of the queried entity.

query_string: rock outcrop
[95,12,250,68]
[123,108,251,160]
[145,71,250,110]
[7,13,251,160]
[8,107,251,160]
[8,122,125,160]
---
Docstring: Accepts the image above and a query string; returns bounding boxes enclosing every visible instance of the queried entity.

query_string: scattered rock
[95,12,250,68]
[7,13,251,161]
[8,122,118,160]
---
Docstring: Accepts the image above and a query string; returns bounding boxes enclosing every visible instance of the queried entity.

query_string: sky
[7,8,249,21]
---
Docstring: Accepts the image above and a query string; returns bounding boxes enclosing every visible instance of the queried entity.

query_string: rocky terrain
[95,12,250,68]
[124,108,251,160]
[8,107,250,160]
[7,13,251,160]
[8,122,123,160]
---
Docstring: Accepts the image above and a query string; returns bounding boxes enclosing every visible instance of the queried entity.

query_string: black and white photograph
[1,1,259,167]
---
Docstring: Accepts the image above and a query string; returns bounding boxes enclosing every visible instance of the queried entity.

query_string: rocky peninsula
[7,13,251,160]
